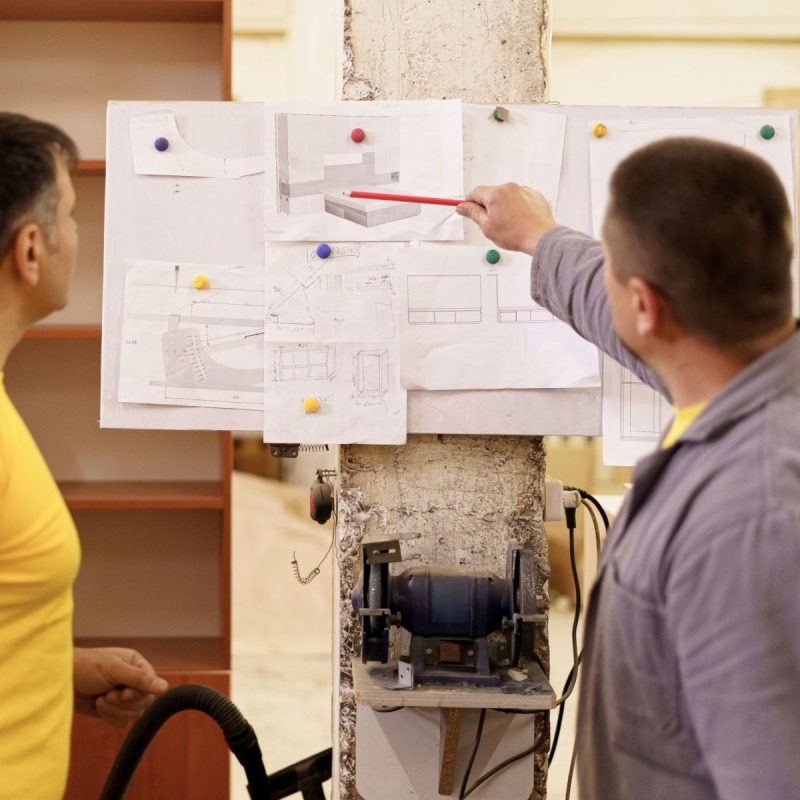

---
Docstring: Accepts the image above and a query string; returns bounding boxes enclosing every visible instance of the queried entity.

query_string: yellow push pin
[592,123,608,139]
[303,396,320,414]
[193,274,209,290]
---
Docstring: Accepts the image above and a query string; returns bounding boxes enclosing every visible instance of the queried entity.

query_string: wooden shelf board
[75,159,105,176]
[61,480,225,509]
[0,0,226,23]
[352,658,556,711]
[25,325,101,339]
[74,636,229,672]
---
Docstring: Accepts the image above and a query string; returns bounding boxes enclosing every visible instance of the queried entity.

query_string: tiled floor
[230,471,579,799]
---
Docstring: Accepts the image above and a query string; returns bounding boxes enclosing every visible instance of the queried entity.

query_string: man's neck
[0,299,32,372]
[654,322,797,408]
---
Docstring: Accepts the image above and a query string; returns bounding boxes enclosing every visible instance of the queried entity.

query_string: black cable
[555,506,581,707]
[548,653,583,765]
[462,712,548,799]
[373,706,403,713]
[458,709,486,800]
[565,486,610,531]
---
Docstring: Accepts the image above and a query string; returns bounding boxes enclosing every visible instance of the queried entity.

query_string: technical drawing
[273,345,335,382]
[407,275,482,324]
[266,250,398,342]
[158,319,263,400]
[353,349,389,400]
[489,273,553,323]
[274,112,420,227]
[120,261,264,410]
[620,367,672,441]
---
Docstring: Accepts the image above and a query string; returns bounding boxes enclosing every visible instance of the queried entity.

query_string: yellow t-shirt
[662,400,708,449]
[0,373,81,799]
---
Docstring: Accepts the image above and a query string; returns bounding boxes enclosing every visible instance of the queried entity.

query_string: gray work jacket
[532,227,800,800]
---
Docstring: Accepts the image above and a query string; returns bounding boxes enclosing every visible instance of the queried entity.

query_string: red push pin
[350,127,366,143]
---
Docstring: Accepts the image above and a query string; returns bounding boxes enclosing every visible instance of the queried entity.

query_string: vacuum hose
[99,683,270,800]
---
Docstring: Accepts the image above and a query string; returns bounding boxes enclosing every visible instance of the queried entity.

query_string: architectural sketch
[266,245,399,342]
[272,345,335,382]
[489,273,553,323]
[275,112,419,227]
[399,246,601,391]
[406,275,482,324]
[119,261,264,410]
[601,357,672,466]
[263,341,406,445]
[353,349,389,401]
[264,100,465,242]
[130,109,265,178]
[620,367,672,441]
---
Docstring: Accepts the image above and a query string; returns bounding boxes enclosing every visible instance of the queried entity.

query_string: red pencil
[345,190,464,206]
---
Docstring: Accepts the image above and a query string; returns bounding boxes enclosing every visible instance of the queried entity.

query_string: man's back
[578,329,800,799]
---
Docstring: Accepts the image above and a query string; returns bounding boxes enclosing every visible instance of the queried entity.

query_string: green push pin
[485,249,501,265]
[760,124,776,141]
[492,106,509,123]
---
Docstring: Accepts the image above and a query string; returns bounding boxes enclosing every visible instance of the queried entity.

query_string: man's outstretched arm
[457,183,665,392]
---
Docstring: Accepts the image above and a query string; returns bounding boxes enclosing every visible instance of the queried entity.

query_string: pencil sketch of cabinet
[354,349,389,400]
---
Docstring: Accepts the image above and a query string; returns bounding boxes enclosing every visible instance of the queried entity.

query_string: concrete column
[336,3,552,798]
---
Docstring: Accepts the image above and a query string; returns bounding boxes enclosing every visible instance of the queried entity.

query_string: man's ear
[627,276,663,338]
[12,223,44,287]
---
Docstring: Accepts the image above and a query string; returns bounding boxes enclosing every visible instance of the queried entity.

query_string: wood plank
[60,480,225,509]
[73,636,228,672]
[75,158,105,175]
[65,671,230,800]
[25,324,101,339]
[0,0,225,23]
[438,708,462,796]
[352,659,556,711]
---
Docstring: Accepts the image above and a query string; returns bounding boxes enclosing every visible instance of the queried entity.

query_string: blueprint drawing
[119,260,264,410]
[399,245,600,391]
[264,100,464,242]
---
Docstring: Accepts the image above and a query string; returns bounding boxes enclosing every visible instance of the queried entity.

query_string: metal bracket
[365,540,403,565]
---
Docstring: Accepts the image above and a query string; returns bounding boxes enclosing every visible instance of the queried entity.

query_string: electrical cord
[461,712,548,799]
[581,498,602,568]
[565,486,611,531]
[554,504,581,708]
[549,490,609,768]
[458,709,486,799]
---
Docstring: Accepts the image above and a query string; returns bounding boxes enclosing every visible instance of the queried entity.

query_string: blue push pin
[154,137,170,152]
[316,243,332,259]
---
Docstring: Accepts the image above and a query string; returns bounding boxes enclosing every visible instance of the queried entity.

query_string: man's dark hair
[0,112,79,260]
[604,136,794,349]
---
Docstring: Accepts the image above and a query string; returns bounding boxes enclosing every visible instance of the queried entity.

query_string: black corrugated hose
[99,683,270,799]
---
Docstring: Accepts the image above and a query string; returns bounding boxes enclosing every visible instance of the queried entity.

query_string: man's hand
[456,183,558,256]
[74,646,168,728]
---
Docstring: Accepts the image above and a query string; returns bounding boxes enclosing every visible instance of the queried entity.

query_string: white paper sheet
[588,114,796,238]
[398,244,600,390]
[119,260,264,410]
[266,242,400,342]
[130,110,266,178]
[264,243,407,444]
[263,342,406,445]
[601,357,673,466]
[264,100,464,242]
[462,105,567,246]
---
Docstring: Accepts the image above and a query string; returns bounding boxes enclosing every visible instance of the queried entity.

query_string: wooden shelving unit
[0,2,234,798]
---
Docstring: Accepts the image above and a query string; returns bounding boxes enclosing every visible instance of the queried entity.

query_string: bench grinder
[352,539,544,686]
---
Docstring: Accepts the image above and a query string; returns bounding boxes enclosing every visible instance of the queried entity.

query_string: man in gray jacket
[457,138,800,800]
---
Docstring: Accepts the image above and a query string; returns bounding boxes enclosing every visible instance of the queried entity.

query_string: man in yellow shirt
[0,113,168,798]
